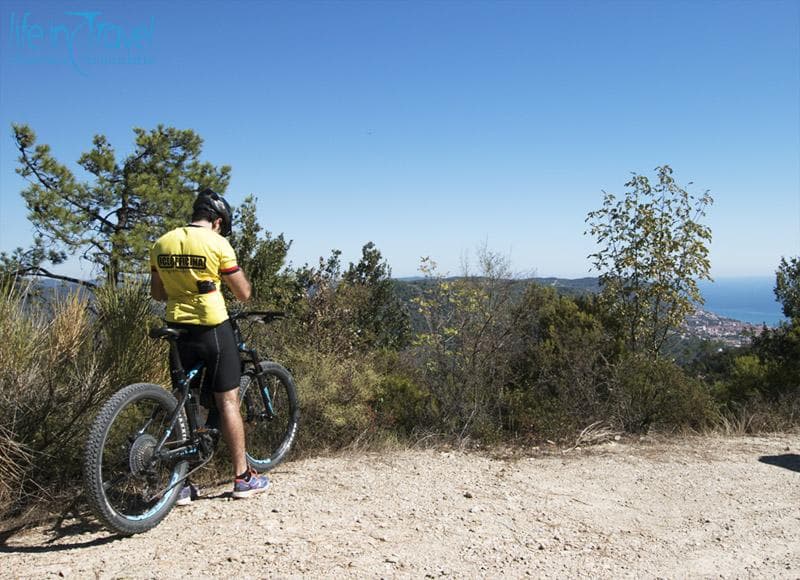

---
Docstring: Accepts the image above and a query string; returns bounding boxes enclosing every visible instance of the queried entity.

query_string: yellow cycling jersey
[150,225,240,325]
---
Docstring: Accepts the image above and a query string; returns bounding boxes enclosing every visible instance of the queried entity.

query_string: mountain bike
[83,311,299,536]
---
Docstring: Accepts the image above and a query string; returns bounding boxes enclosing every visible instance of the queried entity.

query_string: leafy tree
[10,124,230,286]
[411,251,520,437]
[341,242,410,350]
[586,165,713,357]
[775,256,800,320]
[293,249,347,353]
[294,243,410,353]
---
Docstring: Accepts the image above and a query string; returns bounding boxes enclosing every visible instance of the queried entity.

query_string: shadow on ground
[0,504,119,554]
[0,488,235,554]
[758,454,800,473]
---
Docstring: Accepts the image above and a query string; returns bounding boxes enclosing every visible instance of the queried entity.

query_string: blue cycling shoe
[232,470,270,499]
[176,482,199,506]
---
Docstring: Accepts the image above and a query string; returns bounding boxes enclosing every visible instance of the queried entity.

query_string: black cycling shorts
[170,319,241,399]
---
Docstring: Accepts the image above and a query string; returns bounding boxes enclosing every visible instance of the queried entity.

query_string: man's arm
[150,270,168,302]
[222,269,252,302]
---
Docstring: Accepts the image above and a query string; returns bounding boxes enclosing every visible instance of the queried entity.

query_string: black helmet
[193,188,232,236]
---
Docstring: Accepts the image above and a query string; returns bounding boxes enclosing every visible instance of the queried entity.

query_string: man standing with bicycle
[149,188,270,502]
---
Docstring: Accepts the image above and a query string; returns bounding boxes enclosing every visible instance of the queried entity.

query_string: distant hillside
[13,277,94,297]
[394,276,599,301]
[525,276,601,294]
[397,275,600,292]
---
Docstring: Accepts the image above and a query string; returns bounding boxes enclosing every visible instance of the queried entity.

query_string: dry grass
[570,420,622,450]
[0,425,33,508]
[0,281,167,521]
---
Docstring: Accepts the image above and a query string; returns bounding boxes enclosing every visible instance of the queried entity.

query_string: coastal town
[682,308,766,347]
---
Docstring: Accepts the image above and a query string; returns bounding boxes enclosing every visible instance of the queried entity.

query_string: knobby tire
[239,361,299,472]
[83,383,189,536]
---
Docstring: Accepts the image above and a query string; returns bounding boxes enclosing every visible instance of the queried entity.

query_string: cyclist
[149,188,270,503]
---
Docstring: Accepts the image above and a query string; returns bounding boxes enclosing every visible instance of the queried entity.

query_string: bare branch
[9,267,97,289]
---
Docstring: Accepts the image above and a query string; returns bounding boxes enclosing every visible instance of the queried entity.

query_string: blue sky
[1,0,798,279]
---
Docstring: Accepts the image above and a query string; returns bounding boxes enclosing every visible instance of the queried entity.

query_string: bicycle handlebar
[149,312,287,341]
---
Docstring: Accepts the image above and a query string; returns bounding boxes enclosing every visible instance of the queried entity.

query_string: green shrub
[502,389,579,442]
[286,348,381,450]
[716,354,771,404]
[374,373,430,435]
[503,284,613,440]
[609,353,716,432]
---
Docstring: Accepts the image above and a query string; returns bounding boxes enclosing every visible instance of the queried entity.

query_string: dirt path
[2,435,799,578]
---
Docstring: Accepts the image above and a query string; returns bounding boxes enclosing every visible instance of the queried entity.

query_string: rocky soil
[2,435,799,578]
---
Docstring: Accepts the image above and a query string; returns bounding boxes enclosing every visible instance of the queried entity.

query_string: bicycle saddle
[148,327,187,340]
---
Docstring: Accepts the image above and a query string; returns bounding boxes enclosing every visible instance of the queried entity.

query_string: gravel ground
[2,435,799,578]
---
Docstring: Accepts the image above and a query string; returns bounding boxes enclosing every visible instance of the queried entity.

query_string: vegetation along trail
[2,435,798,578]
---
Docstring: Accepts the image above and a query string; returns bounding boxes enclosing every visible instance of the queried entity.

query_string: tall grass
[0,280,167,522]
[714,395,800,435]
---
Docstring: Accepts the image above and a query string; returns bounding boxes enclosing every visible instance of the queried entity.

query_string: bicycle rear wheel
[239,361,299,472]
[83,383,189,535]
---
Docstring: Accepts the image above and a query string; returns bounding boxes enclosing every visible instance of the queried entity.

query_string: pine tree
[8,124,231,286]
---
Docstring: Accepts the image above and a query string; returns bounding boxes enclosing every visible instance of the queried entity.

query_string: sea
[698,277,786,327]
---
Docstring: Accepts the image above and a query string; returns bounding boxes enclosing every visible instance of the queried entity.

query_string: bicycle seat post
[168,339,188,391]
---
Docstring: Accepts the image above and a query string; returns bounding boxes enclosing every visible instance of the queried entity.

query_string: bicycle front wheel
[83,383,189,535]
[239,361,299,472]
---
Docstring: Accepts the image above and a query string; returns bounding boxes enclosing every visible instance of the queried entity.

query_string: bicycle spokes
[100,394,183,519]
[239,363,298,472]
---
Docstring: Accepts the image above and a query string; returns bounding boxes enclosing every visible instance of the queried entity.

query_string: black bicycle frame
[232,317,279,421]
[153,315,280,465]
[152,340,205,464]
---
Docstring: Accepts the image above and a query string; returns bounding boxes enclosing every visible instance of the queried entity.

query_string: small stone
[464,491,473,499]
